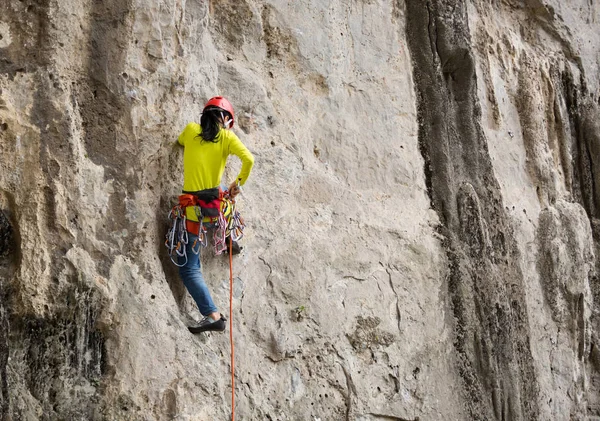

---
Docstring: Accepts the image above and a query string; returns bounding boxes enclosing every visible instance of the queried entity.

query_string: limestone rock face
[0,0,599,420]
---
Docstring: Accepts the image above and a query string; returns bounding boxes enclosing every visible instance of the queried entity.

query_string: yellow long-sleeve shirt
[178,122,254,221]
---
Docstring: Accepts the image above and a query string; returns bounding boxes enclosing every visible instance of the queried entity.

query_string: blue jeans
[178,233,218,316]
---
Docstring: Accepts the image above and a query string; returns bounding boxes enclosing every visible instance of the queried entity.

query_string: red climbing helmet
[203,96,235,128]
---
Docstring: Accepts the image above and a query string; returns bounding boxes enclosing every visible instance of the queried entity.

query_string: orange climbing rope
[228,236,235,421]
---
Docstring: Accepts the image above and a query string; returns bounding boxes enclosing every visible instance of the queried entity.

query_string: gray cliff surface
[1,0,599,420]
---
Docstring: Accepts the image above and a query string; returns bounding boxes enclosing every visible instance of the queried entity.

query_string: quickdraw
[165,204,198,267]
[214,192,245,255]
[214,210,228,255]
[193,205,209,250]
[229,208,245,242]
[165,188,246,264]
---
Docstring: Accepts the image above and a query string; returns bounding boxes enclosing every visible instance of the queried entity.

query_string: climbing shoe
[188,314,227,334]
[224,238,243,255]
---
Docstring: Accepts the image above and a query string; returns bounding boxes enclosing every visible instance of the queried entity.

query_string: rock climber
[176,96,254,333]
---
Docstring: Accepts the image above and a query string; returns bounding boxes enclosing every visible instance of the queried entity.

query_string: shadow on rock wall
[0,208,14,417]
[406,0,539,419]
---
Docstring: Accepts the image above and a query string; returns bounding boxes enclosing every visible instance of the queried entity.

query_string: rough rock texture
[0,0,599,420]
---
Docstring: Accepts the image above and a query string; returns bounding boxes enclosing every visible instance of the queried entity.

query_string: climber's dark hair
[199,107,231,142]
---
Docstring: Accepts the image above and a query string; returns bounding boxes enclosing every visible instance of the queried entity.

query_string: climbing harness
[165,187,245,265]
